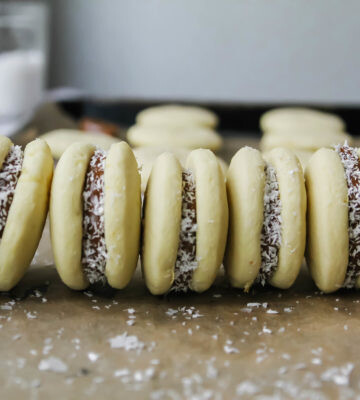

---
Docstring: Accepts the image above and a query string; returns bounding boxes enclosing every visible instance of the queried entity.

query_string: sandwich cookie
[306,143,360,292]
[260,107,346,133]
[136,104,218,129]
[142,149,228,295]
[127,125,223,152]
[0,137,53,291]
[225,147,306,290]
[50,142,141,290]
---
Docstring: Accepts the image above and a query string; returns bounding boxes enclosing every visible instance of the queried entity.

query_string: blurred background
[1,0,360,136]
[49,0,360,104]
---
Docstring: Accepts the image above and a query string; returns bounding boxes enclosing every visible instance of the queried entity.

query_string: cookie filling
[0,145,23,238]
[257,163,282,286]
[82,149,107,284]
[335,143,360,288]
[170,170,198,293]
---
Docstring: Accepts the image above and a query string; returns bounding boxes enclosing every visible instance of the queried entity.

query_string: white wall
[49,0,360,104]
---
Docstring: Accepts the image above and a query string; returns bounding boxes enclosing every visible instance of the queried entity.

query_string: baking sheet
[1,259,359,399]
[1,109,359,399]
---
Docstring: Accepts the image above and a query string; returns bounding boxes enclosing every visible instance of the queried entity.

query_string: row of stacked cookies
[39,104,227,194]
[0,117,357,294]
[260,107,352,168]
[128,105,225,193]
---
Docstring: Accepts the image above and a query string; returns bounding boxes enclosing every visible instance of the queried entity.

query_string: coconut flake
[38,357,68,373]
[335,143,360,288]
[0,145,23,237]
[82,149,107,284]
[108,332,145,351]
[170,170,198,293]
[257,163,282,285]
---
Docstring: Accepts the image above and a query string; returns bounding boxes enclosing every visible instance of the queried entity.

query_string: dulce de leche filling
[335,144,360,288]
[0,145,23,238]
[257,163,282,286]
[82,149,107,284]
[170,170,198,293]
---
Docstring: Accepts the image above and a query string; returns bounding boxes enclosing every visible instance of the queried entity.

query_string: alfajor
[50,142,141,290]
[136,104,218,129]
[0,137,53,291]
[141,149,228,295]
[306,143,360,293]
[225,147,306,290]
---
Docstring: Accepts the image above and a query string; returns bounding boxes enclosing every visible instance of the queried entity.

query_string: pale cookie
[0,139,53,291]
[127,125,223,151]
[260,107,345,133]
[136,104,218,129]
[306,144,360,293]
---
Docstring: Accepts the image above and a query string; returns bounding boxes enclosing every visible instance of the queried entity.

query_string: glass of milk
[0,3,48,123]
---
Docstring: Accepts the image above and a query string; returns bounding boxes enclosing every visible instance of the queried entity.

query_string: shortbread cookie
[260,107,345,133]
[136,104,218,129]
[306,143,360,292]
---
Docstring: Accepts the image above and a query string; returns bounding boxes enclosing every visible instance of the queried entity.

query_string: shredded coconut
[170,170,198,293]
[0,145,23,237]
[321,363,354,386]
[38,357,68,373]
[257,163,282,285]
[108,332,145,351]
[335,143,360,288]
[82,149,107,284]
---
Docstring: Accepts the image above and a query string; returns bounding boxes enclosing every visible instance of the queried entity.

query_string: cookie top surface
[305,148,349,293]
[104,142,141,289]
[225,147,266,289]
[136,104,218,128]
[260,107,345,132]
[141,153,183,295]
